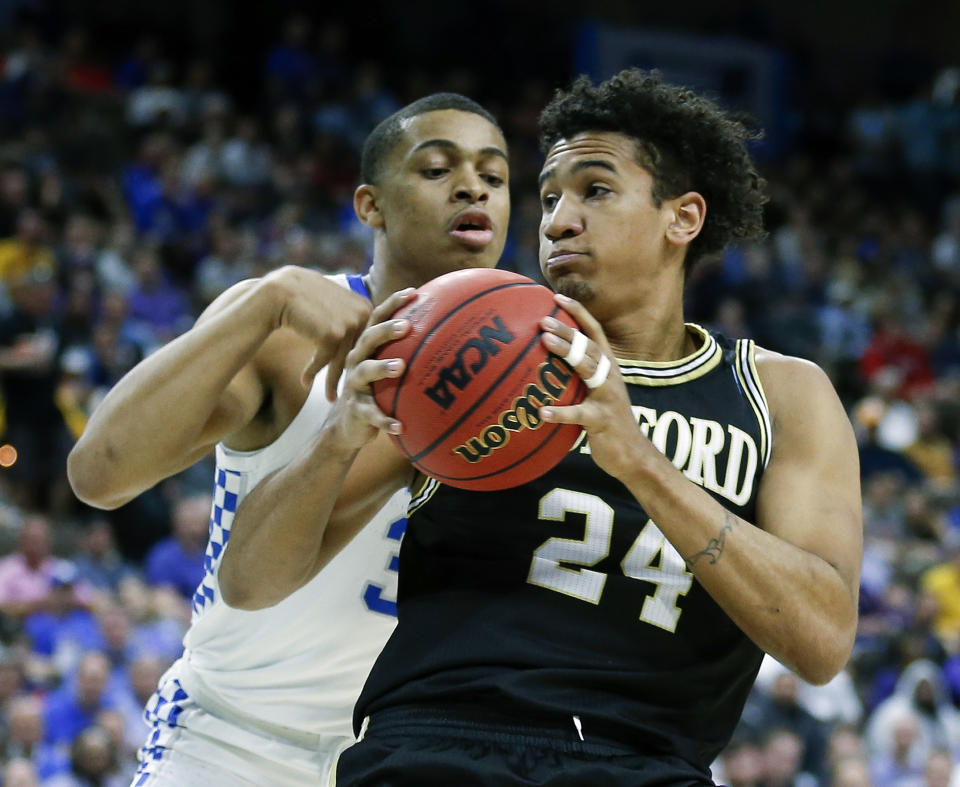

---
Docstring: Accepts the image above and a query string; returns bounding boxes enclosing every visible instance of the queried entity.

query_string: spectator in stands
[866,659,960,763]
[4,695,67,780]
[923,748,957,787]
[24,561,101,684]
[221,116,272,187]
[0,207,56,285]
[125,246,191,343]
[44,724,126,787]
[760,727,818,787]
[904,400,959,489]
[126,61,186,129]
[861,310,935,399]
[73,519,133,596]
[94,708,136,769]
[122,132,174,235]
[193,220,254,306]
[43,652,117,749]
[89,296,151,392]
[2,757,40,787]
[831,755,874,787]
[0,265,70,508]
[744,666,830,782]
[920,544,960,654]
[145,494,209,600]
[717,732,765,787]
[119,656,165,751]
[94,222,137,295]
[116,577,187,664]
[869,706,928,785]
[0,514,57,618]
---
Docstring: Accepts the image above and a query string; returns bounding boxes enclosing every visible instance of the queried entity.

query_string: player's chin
[449,246,502,270]
[548,273,595,304]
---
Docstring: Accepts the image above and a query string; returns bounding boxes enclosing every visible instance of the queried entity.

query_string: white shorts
[132,680,349,787]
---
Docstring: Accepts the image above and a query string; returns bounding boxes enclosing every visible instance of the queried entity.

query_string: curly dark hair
[539,69,767,269]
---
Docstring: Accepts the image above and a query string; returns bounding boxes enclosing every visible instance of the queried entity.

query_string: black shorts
[335,707,715,786]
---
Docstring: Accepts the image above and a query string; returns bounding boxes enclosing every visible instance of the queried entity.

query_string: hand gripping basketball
[536,294,647,483]
[539,294,615,397]
[371,269,587,491]
[560,330,611,390]
[323,288,417,450]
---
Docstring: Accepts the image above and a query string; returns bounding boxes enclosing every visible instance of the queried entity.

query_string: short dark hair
[361,93,503,185]
[539,69,767,269]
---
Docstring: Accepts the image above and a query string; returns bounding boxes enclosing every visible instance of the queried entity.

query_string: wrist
[316,419,366,463]
[619,438,672,496]
[252,271,290,333]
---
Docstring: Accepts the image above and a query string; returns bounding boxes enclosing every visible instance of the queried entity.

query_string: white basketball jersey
[138,274,404,780]
[180,367,406,734]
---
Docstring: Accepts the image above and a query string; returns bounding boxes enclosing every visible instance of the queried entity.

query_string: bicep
[196,362,266,447]
[755,357,863,598]
[171,280,272,457]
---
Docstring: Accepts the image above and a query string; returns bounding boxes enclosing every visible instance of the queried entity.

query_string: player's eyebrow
[539,159,618,188]
[410,139,508,162]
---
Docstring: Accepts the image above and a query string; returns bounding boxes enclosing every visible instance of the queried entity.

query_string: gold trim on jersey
[618,324,722,386]
[408,477,441,516]
[734,339,773,468]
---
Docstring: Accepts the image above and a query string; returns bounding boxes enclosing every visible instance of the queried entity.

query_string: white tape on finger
[563,331,588,367]
[584,354,611,389]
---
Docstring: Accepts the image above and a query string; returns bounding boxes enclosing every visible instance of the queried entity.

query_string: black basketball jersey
[355,326,773,772]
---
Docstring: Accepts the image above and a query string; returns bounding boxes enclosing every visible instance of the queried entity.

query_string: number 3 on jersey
[363,517,406,617]
[527,488,693,632]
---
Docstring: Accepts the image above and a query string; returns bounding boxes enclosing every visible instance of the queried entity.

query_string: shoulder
[752,346,854,455]
[753,347,842,417]
[753,346,835,397]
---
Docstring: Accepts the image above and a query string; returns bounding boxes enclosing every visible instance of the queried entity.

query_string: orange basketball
[373,268,585,491]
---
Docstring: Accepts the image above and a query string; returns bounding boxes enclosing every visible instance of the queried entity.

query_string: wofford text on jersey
[577,405,760,507]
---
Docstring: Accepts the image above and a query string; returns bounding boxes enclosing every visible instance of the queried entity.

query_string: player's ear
[665,192,706,248]
[354,184,385,229]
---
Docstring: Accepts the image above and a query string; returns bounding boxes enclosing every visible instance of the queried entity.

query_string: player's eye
[540,193,558,210]
[585,184,611,199]
[422,168,449,179]
[482,173,505,187]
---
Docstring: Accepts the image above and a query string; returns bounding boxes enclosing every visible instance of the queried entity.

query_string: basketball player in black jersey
[233,69,863,786]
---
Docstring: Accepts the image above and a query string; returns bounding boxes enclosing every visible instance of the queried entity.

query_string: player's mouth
[449,210,494,248]
[545,247,589,269]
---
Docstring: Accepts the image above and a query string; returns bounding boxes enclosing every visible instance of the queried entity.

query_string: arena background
[0,0,958,784]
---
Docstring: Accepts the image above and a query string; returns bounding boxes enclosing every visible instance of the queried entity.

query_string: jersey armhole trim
[408,477,440,515]
[735,339,773,468]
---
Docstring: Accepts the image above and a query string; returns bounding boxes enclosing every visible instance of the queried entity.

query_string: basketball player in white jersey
[66,93,510,786]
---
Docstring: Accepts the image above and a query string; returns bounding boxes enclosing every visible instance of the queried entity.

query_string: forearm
[218,426,361,609]
[68,280,278,507]
[625,449,857,684]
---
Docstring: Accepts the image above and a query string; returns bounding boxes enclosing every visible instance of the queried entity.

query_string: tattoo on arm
[686,511,737,569]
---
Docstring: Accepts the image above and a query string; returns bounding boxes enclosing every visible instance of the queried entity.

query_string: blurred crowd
[0,11,958,787]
